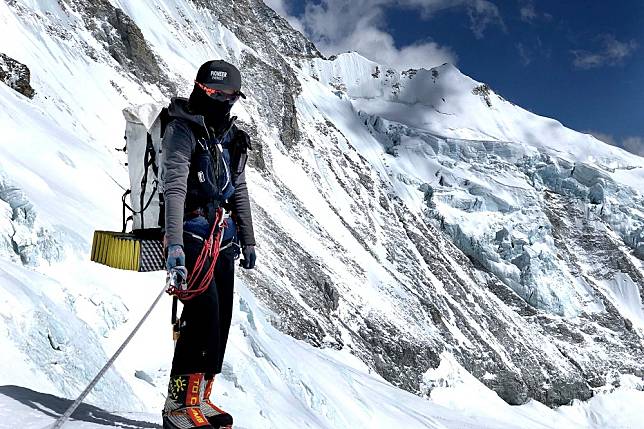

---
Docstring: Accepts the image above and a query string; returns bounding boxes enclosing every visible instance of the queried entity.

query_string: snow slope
[0,0,643,428]
[3,266,644,429]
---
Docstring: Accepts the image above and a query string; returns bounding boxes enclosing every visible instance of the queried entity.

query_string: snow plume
[591,132,644,157]
[571,34,638,69]
[623,136,644,157]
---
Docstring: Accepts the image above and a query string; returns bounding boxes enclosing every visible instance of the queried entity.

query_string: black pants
[171,235,237,377]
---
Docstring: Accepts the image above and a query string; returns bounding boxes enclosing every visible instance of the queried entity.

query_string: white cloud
[300,0,459,69]
[321,23,457,69]
[572,35,638,69]
[391,0,504,38]
[264,0,505,69]
[263,0,288,15]
[520,2,537,22]
[518,0,552,24]
[466,0,505,39]
[262,0,305,33]
[516,42,532,65]
[516,36,551,66]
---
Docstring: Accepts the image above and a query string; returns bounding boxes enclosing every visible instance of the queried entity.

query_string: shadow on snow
[0,385,161,428]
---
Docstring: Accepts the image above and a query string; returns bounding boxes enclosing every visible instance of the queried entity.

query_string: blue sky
[266,0,644,156]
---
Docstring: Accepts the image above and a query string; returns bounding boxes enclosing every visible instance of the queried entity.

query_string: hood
[167,97,207,130]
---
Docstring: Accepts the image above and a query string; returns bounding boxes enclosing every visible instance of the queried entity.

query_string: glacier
[0,0,643,428]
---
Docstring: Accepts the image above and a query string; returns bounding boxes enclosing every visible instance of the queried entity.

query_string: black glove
[240,245,256,269]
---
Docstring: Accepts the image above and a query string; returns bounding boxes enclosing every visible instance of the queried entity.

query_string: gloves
[166,244,186,271]
[240,245,256,269]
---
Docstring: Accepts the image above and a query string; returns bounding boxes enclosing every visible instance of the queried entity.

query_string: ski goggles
[195,81,243,102]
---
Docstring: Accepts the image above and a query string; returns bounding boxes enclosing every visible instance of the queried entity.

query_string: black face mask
[188,85,234,131]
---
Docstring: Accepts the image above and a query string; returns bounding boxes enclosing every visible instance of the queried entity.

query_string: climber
[161,60,256,429]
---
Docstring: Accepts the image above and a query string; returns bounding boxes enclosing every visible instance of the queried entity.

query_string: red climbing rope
[167,208,225,301]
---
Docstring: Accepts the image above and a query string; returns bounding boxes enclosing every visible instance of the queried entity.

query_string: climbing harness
[165,208,226,301]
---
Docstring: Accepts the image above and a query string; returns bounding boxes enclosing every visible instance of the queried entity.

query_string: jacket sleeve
[161,120,193,248]
[230,130,256,246]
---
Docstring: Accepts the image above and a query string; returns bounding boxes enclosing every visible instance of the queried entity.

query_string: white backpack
[90,103,167,272]
[121,103,166,232]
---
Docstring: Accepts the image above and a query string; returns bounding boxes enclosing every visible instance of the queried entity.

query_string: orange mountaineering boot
[200,376,233,429]
[162,373,214,429]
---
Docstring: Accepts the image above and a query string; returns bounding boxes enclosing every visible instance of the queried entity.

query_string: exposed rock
[472,84,492,107]
[0,53,35,98]
[191,0,321,62]
[61,0,176,95]
[239,204,343,348]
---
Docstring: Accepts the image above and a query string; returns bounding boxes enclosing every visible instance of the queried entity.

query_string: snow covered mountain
[0,0,643,428]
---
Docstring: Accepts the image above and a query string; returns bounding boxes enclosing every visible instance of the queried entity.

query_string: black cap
[195,60,246,98]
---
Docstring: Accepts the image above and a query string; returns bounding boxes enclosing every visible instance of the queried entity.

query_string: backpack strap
[159,107,170,138]
[232,126,252,150]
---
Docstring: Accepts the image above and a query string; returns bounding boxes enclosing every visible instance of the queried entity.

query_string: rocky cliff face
[0,53,34,98]
[1,0,642,409]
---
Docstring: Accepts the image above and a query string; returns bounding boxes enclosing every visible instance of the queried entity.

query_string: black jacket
[161,97,255,247]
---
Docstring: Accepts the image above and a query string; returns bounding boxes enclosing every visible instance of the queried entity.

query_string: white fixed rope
[48,282,168,429]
